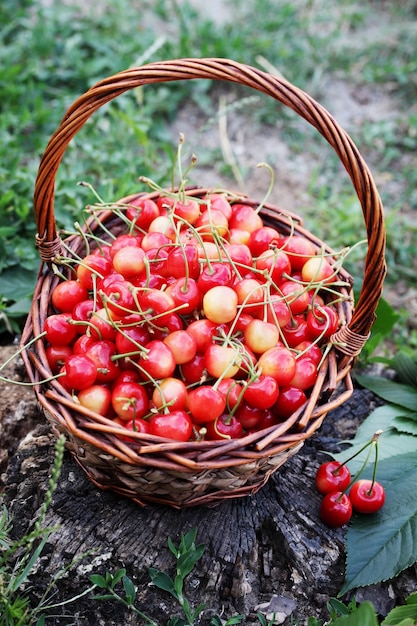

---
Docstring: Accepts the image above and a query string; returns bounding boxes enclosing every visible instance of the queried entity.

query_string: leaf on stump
[341,453,417,595]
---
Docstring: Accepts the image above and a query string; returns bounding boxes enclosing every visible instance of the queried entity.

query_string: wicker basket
[20,58,386,508]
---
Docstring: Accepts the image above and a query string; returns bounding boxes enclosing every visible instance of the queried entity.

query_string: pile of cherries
[43,191,345,443]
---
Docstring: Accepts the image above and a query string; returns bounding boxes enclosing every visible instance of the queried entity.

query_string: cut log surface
[2,386,417,625]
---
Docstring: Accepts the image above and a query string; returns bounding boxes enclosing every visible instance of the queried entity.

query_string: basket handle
[33,57,386,349]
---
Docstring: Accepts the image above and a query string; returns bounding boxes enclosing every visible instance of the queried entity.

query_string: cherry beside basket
[20,58,386,508]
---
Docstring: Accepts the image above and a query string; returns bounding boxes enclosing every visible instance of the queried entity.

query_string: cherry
[315,461,351,495]
[205,413,244,440]
[289,356,318,390]
[111,381,149,421]
[281,235,316,270]
[165,277,202,316]
[166,244,201,280]
[349,479,385,514]
[44,314,77,346]
[243,375,279,409]
[244,319,279,354]
[126,196,160,231]
[188,386,226,425]
[152,377,188,412]
[248,226,281,257]
[61,354,97,390]
[78,384,112,416]
[197,262,233,294]
[149,410,193,442]
[138,340,177,380]
[45,344,73,374]
[319,491,353,528]
[229,203,263,233]
[51,280,89,313]
[306,304,339,340]
[274,385,307,418]
[257,346,296,385]
[203,286,238,324]
[76,253,113,290]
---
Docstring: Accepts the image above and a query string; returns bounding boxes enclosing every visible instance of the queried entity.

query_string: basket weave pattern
[21,59,386,508]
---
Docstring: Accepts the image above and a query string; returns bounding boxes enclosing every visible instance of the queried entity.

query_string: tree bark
[2,384,416,625]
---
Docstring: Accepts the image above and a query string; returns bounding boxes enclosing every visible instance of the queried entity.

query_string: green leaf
[0,267,36,301]
[341,453,417,594]
[177,544,205,578]
[148,568,176,597]
[122,575,136,604]
[166,618,186,626]
[391,415,417,435]
[181,527,198,552]
[110,568,127,588]
[330,602,378,626]
[90,574,107,588]
[335,406,417,474]
[358,297,400,362]
[91,593,116,601]
[174,573,184,597]
[167,536,178,557]
[355,374,417,412]
[192,602,208,621]
[392,352,417,388]
[327,597,353,617]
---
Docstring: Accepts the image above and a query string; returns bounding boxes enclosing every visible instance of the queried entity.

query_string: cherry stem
[254,162,274,214]
[337,430,383,472]
[368,435,380,495]
[336,430,383,495]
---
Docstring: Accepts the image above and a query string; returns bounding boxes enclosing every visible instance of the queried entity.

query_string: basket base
[65,435,304,508]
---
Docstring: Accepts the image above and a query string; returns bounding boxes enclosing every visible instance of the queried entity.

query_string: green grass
[1,0,416,344]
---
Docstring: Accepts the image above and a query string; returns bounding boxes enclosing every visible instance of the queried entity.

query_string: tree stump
[1,352,416,625]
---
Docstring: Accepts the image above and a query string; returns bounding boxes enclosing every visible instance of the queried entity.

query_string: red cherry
[166,244,201,280]
[152,377,188,412]
[149,410,193,442]
[281,235,316,270]
[320,491,352,528]
[85,340,120,384]
[138,340,177,380]
[111,381,149,421]
[76,253,113,290]
[257,346,296,385]
[205,413,244,440]
[188,386,226,425]
[44,314,77,346]
[45,344,73,374]
[197,262,233,294]
[165,277,202,316]
[289,357,318,390]
[51,280,89,313]
[78,384,112,416]
[248,226,281,257]
[306,305,339,340]
[315,461,351,495]
[126,197,160,231]
[61,354,97,390]
[349,480,385,514]
[274,385,307,419]
[243,375,279,409]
